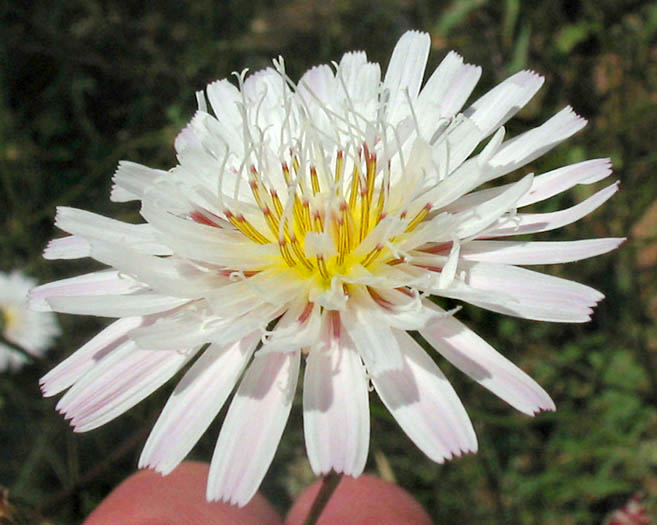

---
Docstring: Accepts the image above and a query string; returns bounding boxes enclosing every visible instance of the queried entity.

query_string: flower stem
[303,471,343,525]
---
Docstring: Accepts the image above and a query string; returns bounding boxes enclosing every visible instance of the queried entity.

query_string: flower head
[1,271,60,370]
[32,31,622,505]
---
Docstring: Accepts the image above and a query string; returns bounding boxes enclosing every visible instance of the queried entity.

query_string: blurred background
[1,0,656,523]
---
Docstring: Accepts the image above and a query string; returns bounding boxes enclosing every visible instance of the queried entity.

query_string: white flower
[32,31,622,506]
[0,271,60,370]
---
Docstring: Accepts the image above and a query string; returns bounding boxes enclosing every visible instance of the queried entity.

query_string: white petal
[174,120,202,153]
[408,173,534,250]
[204,269,304,318]
[139,332,260,475]
[29,270,142,312]
[177,110,234,161]
[129,306,218,350]
[110,161,167,202]
[484,182,619,237]
[40,316,144,397]
[47,292,189,317]
[460,238,625,265]
[209,303,286,346]
[464,70,544,137]
[448,158,612,213]
[140,203,277,270]
[207,351,300,506]
[453,174,534,239]
[303,312,369,476]
[341,287,403,374]
[418,51,481,123]
[432,115,485,176]
[337,51,381,106]
[298,64,337,110]
[43,235,91,260]
[518,158,612,207]
[420,305,555,415]
[371,330,477,462]
[258,300,321,354]
[54,207,171,254]
[442,261,604,322]
[57,341,198,432]
[485,106,587,179]
[206,79,243,125]
[383,31,431,123]
[364,286,439,330]
[89,242,224,298]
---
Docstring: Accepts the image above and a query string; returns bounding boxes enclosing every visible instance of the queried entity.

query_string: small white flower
[0,271,60,370]
[33,31,622,506]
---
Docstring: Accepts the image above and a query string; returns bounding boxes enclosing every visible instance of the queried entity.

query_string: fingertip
[85,461,281,525]
[285,474,432,525]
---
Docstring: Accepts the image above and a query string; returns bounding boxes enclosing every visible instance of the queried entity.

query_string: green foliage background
[1,1,656,523]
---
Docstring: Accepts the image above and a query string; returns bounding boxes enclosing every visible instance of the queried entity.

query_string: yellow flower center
[220,146,428,283]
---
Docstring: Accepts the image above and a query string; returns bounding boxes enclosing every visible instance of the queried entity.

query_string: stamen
[263,207,281,237]
[281,162,291,185]
[359,186,370,243]
[225,211,270,244]
[362,243,384,267]
[374,174,386,225]
[334,150,344,188]
[290,235,315,270]
[310,166,321,195]
[405,203,432,232]
[278,238,296,267]
[270,190,284,219]
[317,255,330,280]
[337,201,349,265]
[302,198,312,233]
[313,210,324,233]
[348,164,360,211]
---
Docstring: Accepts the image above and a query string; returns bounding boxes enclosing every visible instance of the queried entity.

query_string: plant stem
[303,472,342,525]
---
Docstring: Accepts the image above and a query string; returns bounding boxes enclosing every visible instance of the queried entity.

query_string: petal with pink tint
[40,316,144,397]
[441,261,604,323]
[518,158,612,207]
[29,270,142,312]
[420,304,555,415]
[459,238,625,265]
[46,292,189,317]
[54,207,168,253]
[485,106,587,179]
[140,332,261,475]
[57,341,198,432]
[43,235,91,260]
[342,287,404,374]
[207,351,300,506]
[371,330,477,463]
[303,312,369,476]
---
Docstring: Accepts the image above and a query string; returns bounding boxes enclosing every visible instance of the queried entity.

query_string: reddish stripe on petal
[191,210,222,227]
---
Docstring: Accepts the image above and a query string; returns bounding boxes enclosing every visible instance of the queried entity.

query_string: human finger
[85,461,282,525]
